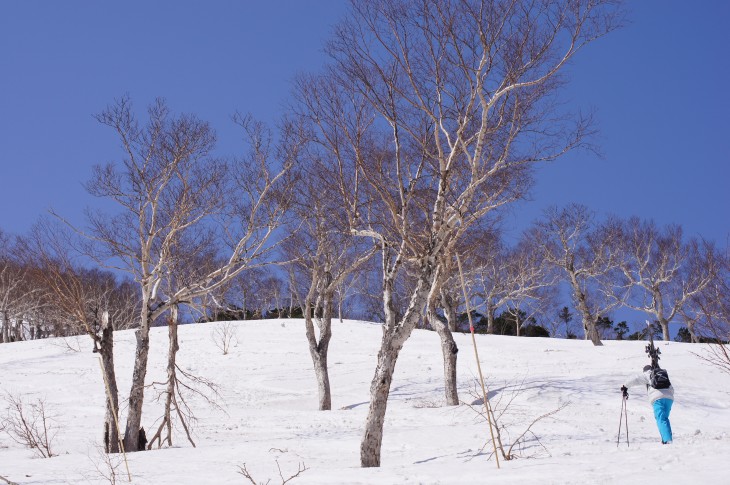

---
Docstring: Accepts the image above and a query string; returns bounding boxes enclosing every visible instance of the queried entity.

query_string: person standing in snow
[621,365,674,444]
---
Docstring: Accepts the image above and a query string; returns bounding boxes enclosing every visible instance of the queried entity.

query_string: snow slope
[1,319,729,484]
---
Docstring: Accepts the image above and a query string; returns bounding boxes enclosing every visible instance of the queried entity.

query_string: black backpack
[649,366,671,389]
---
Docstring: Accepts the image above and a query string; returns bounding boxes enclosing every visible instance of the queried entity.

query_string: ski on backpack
[645,320,671,390]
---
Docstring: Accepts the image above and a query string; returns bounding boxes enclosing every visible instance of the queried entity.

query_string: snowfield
[1,319,729,484]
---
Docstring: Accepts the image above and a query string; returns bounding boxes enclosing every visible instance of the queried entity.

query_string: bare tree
[686,253,730,371]
[532,204,622,345]
[285,157,375,411]
[237,459,308,485]
[211,320,238,355]
[465,379,569,461]
[470,230,510,334]
[1,394,57,458]
[300,0,622,467]
[502,237,558,336]
[333,272,364,323]
[614,217,719,341]
[203,267,270,321]
[19,219,139,454]
[0,233,47,343]
[76,97,295,451]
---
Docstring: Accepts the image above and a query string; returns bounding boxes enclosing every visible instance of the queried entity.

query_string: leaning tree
[302,0,623,467]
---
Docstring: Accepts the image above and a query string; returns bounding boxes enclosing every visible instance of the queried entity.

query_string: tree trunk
[1,311,8,343]
[688,321,699,343]
[312,351,331,410]
[659,317,670,342]
[360,270,432,467]
[305,287,334,411]
[441,293,457,333]
[123,311,151,452]
[148,306,180,449]
[360,337,403,468]
[567,271,603,346]
[242,290,247,321]
[14,317,23,342]
[98,318,120,454]
[578,306,602,345]
[657,310,671,342]
[486,305,495,334]
[427,308,459,406]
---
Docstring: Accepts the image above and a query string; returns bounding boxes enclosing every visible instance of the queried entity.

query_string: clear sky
[1,1,728,249]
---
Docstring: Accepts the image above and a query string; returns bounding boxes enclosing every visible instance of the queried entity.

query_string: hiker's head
[643,365,652,372]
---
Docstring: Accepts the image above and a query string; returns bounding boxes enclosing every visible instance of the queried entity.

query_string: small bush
[1,393,58,458]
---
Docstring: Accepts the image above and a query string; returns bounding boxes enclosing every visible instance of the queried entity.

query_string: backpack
[649,366,671,389]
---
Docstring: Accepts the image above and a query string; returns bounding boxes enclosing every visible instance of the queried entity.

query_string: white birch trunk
[360,269,433,467]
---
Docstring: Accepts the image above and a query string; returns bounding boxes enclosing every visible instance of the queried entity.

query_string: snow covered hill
[1,319,729,484]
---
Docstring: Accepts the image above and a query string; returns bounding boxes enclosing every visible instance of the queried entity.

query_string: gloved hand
[621,385,628,399]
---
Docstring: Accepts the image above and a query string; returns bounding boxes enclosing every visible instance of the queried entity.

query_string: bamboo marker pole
[456,254,500,469]
[97,311,132,482]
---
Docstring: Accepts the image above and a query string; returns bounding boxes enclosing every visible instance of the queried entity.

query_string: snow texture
[1,319,729,484]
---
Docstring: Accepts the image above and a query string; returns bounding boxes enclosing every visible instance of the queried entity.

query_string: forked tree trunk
[305,286,334,411]
[441,293,458,333]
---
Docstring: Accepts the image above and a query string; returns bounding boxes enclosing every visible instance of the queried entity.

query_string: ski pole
[624,396,631,446]
[616,396,623,447]
[617,393,629,447]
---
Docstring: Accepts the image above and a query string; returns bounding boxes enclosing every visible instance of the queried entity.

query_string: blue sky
[1,0,728,249]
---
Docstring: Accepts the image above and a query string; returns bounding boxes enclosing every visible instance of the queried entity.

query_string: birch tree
[679,264,728,344]
[81,97,295,451]
[692,256,730,371]
[532,204,622,345]
[22,220,139,454]
[284,159,375,411]
[472,230,556,336]
[614,217,719,341]
[501,237,558,337]
[0,234,47,343]
[147,233,223,449]
[301,0,623,467]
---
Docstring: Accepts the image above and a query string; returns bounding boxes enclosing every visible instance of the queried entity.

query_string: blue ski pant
[652,398,673,443]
